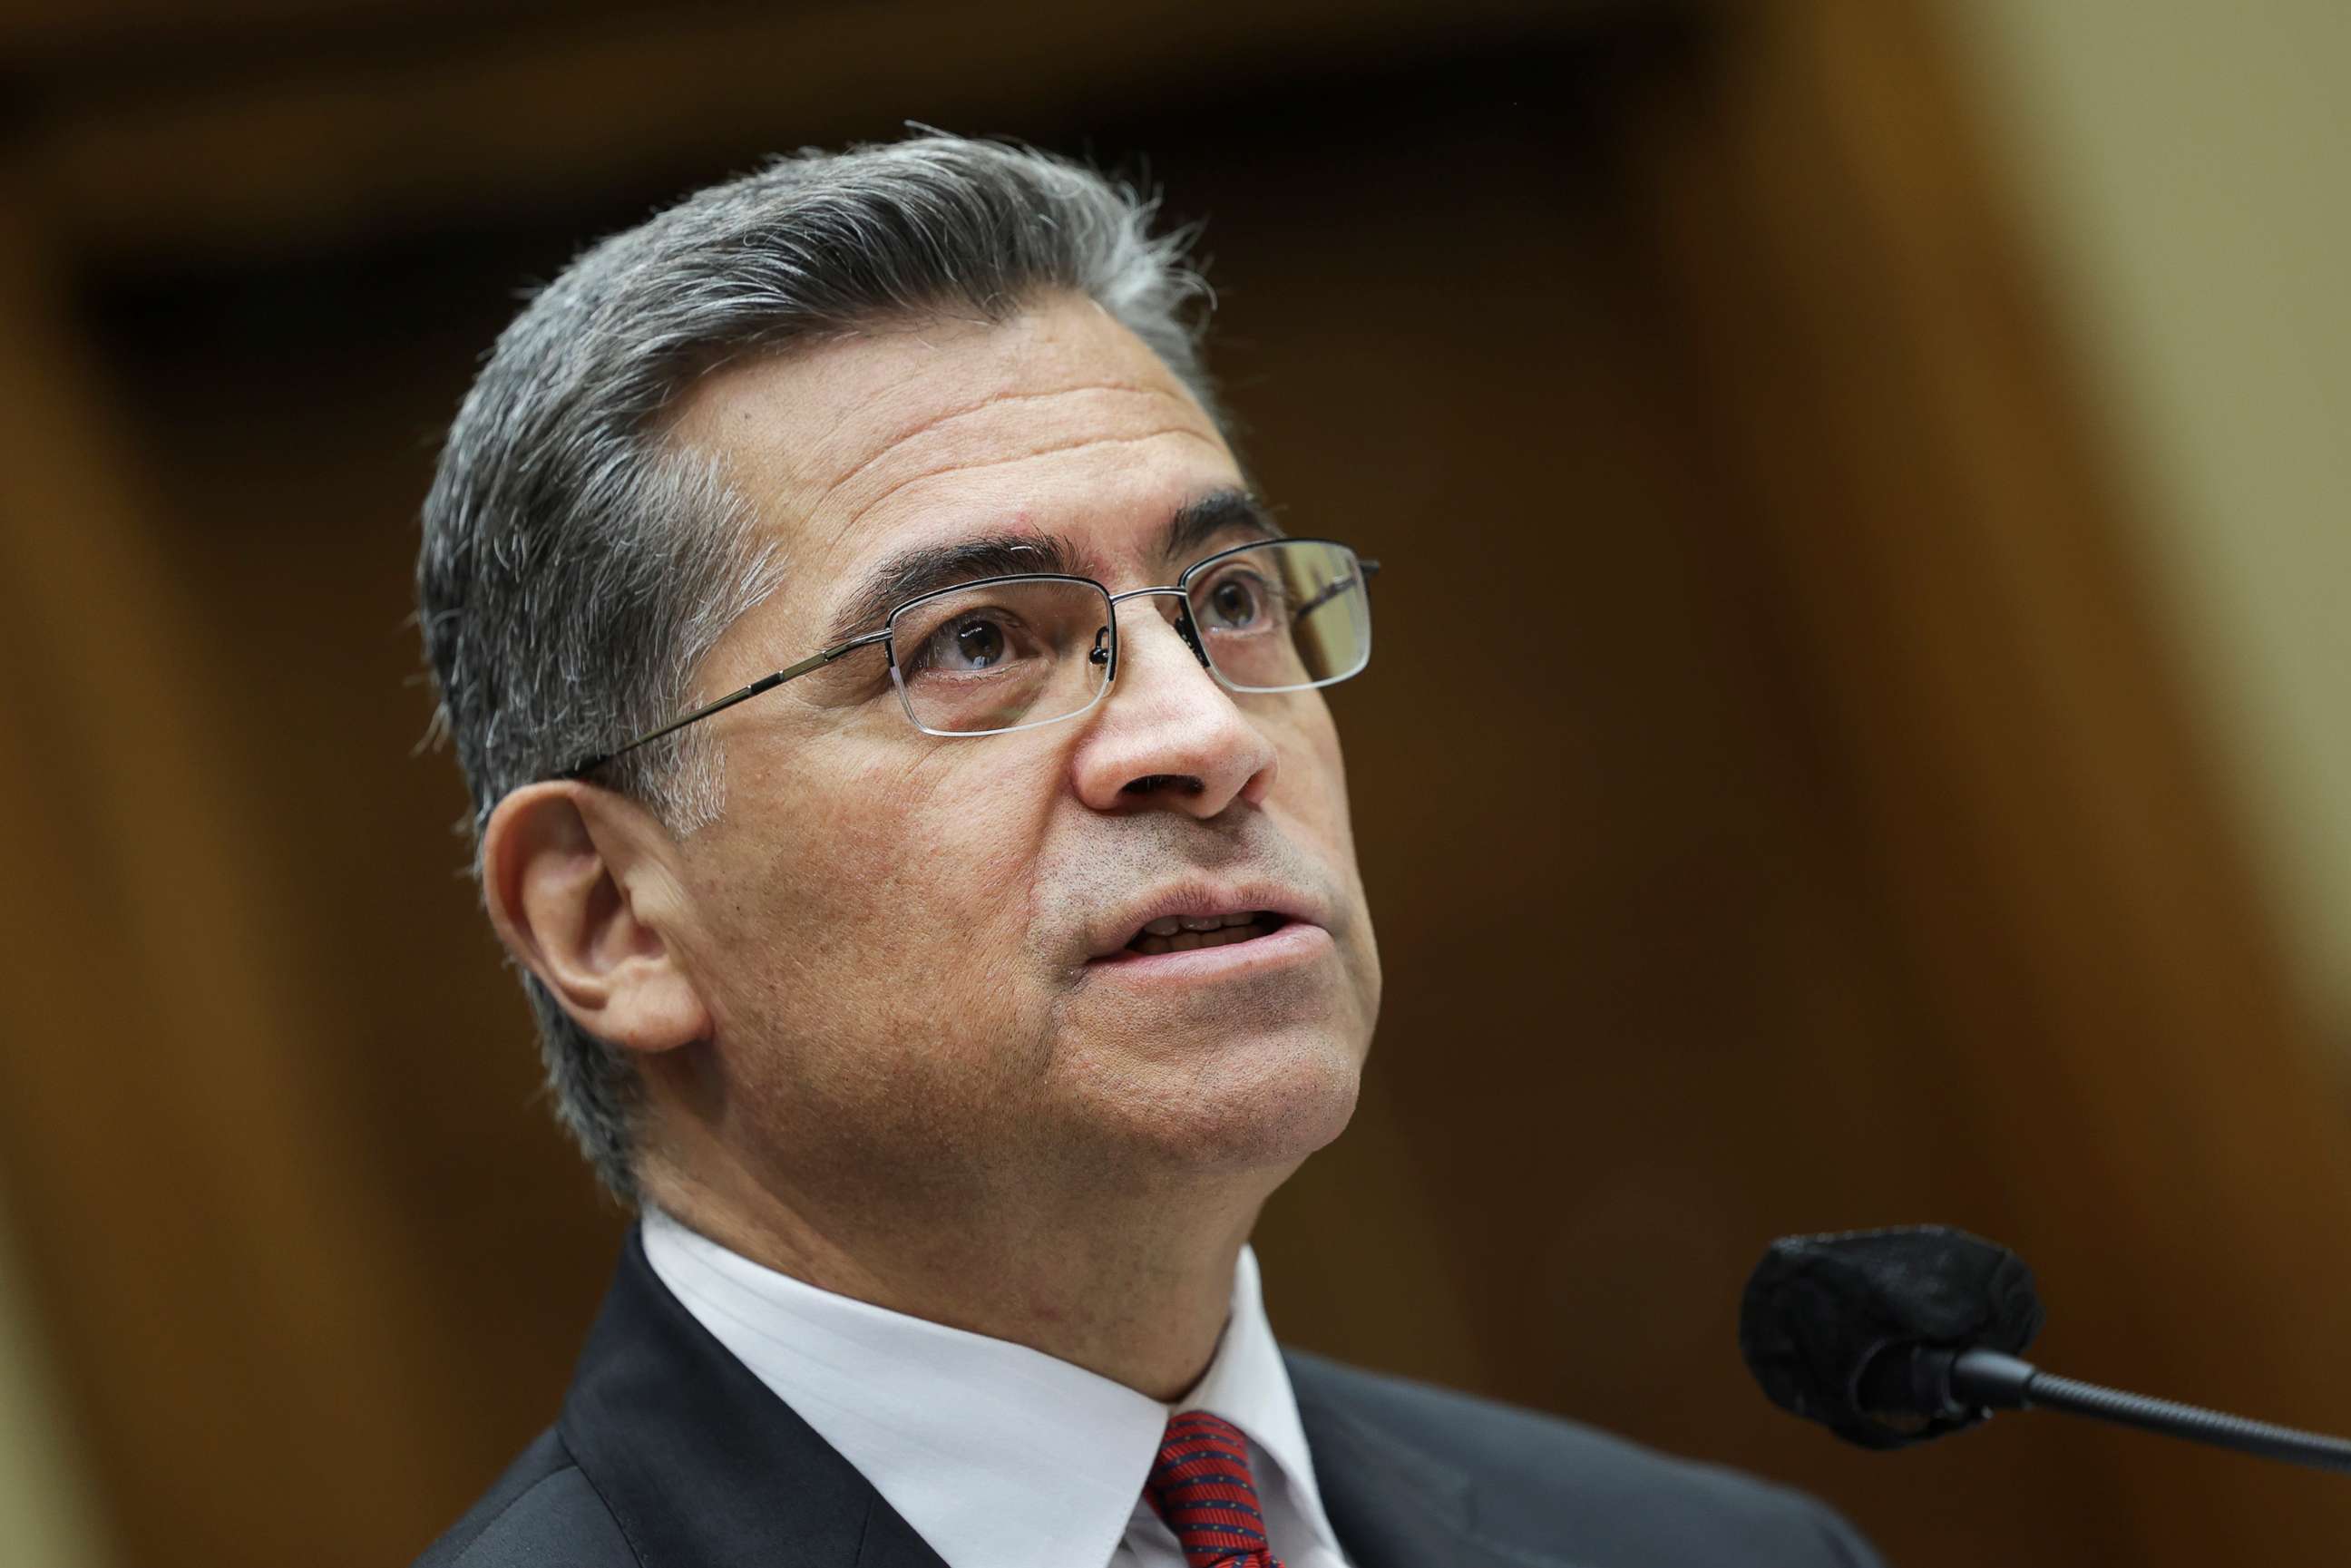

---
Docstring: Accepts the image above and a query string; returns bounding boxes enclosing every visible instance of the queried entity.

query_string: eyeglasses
[559,538,1380,779]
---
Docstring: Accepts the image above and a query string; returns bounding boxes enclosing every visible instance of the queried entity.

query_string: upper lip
[1086,880,1327,960]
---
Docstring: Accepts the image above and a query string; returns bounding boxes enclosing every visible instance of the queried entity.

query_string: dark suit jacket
[416,1232,1885,1567]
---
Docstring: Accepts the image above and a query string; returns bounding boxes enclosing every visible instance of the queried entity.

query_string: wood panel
[0,196,489,1566]
[1607,0,2351,1554]
[20,0,1611,263]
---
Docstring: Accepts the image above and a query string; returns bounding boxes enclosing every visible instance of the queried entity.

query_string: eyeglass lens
[885,541,1371,737]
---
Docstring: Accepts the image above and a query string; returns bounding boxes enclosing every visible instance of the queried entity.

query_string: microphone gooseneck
[1741,1225,2351,1475]
[1873,1343,2351,1473]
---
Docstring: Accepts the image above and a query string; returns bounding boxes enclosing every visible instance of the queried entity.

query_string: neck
[639,1131,1278,1400]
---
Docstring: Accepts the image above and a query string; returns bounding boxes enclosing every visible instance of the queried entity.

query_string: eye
[1198,569,1273,631]
[904,609,1028,676]
[950,618,1006,668]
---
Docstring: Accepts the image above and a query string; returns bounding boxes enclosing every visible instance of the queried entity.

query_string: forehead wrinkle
[814,379,1169,500]
[825,424,1229,550]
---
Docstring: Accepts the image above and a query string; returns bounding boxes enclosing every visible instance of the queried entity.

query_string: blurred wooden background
[5,1,2347,1564]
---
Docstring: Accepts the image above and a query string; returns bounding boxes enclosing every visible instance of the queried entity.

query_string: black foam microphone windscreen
[1739,1225,2045,1449]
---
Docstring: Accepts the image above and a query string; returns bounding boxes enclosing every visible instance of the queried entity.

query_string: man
[414,133,1883,1567]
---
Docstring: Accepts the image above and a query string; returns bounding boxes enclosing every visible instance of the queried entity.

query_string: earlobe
[481,783,711,1055]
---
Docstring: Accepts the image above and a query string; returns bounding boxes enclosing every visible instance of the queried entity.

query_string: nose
[1068,600,1278,817]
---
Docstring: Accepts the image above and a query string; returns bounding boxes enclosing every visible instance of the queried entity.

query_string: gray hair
[416,133,1219,1200]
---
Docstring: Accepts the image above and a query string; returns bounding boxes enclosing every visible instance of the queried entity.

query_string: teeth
[1127,920,1270,957]
[1144,909,1273,938]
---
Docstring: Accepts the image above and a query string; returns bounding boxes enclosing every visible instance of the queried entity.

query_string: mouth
[1083,882,1324,970]
[1078,886,1332,988]
[1112,910,1293,959]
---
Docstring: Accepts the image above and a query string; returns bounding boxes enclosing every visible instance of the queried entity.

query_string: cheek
[701,740,1062,1037]
[1269,706,1379,1001]
[1268,702,1356,848]
[878,747,1062,947]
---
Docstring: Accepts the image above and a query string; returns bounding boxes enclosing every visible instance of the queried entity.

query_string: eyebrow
[1162,487,1285,564]
[820,487,1284,645]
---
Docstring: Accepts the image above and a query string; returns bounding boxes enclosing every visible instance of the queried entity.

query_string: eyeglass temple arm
[558,631,889,780]
[1292,558,1380,622]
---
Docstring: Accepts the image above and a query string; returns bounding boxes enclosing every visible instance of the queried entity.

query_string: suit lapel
[1290,1352,1578,1568]
[556,1231,950,1568]
[852,1499,957,1568]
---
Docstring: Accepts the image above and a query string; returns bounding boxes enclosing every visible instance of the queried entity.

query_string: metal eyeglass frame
[555,537,1380,781]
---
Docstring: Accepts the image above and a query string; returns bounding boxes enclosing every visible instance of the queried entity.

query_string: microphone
[1739,1225,2351,1473]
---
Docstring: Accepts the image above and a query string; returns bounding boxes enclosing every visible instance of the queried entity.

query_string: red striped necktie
[1144,1410,1286,1568]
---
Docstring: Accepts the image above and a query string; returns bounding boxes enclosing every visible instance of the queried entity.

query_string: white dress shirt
[640,1206,1351,1568]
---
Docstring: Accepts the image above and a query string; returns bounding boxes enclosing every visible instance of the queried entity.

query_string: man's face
[652,295,1380,1202]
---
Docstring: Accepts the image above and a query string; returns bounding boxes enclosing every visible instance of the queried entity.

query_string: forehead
[667,295,1240,631]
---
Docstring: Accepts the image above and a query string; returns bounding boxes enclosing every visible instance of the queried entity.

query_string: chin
[1112,1027,1367,1173]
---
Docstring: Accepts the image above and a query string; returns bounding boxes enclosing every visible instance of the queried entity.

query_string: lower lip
[1085,920,1332,988]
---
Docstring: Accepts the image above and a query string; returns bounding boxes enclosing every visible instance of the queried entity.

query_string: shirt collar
[1180,1243,1343,1554]
[639,1207,1338,1568]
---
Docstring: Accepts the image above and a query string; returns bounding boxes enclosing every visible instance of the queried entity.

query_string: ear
[480,782,711,1056]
